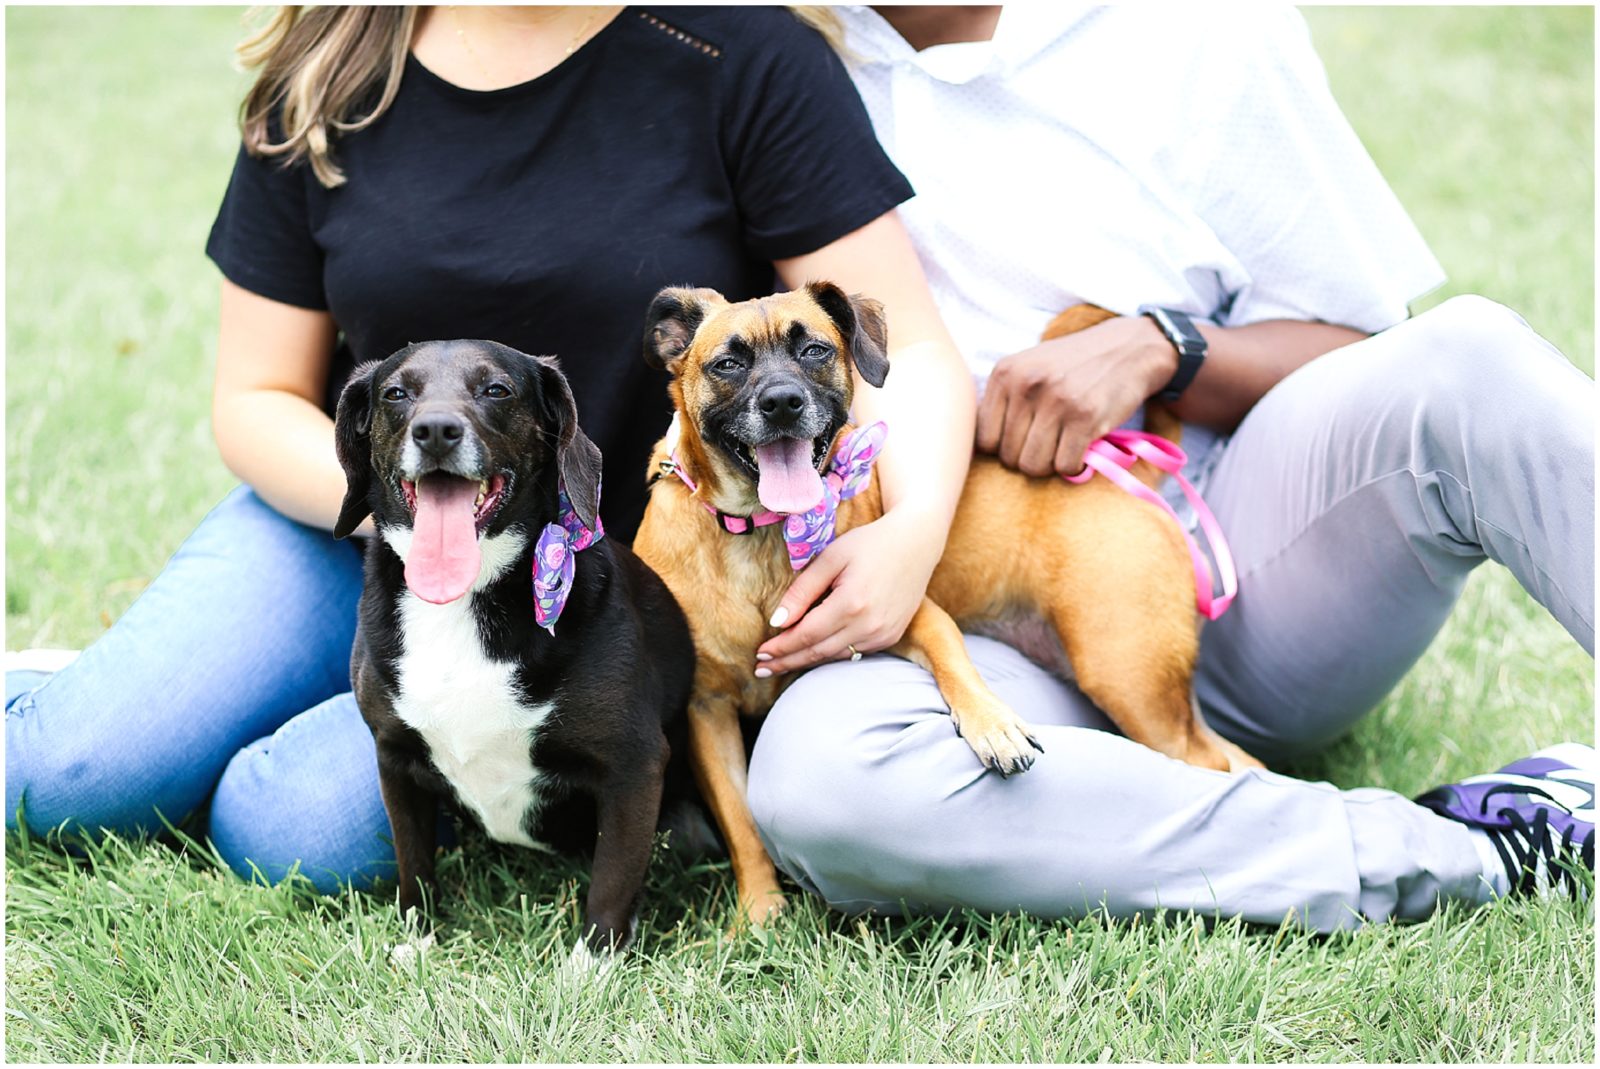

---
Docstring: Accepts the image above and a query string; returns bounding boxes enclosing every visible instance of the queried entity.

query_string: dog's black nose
[412,413,465,457]
[757,383,807,427]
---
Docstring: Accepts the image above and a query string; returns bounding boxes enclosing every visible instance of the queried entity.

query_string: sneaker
[1416,743,1595,898]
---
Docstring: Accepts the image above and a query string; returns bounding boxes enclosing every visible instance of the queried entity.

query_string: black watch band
[1138,305,1207,402]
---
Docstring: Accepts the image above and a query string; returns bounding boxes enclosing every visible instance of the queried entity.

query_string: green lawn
[5,6,1594,1063]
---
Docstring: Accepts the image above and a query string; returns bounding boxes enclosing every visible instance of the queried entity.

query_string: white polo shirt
[835,4,1446,387]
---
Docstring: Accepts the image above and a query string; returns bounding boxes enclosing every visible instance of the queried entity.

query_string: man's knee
[1368,294,1583,457]
[1420,294,1532,348]
[1399,295,1567,405]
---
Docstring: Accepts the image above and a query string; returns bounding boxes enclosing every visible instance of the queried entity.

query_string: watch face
[1147,307,1206,352]
[1167,311,1206,348]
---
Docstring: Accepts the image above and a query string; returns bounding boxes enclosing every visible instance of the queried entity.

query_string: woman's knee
[4,492,368,842]
[208,694,397,894]
[5,686,220,838]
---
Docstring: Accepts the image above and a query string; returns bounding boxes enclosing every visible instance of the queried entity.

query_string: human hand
[754,506,941,677]
[975,316,1177,477]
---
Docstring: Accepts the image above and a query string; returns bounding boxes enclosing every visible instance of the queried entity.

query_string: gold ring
[848,644,863,662]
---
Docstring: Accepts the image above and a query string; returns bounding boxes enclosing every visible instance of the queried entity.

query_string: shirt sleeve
[718,12,915,261]
[1176,10,1445,333]
[205,140,328,310]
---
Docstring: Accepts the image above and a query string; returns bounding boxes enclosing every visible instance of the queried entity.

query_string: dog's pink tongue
[406,475,482,604]
[755,438,825,513]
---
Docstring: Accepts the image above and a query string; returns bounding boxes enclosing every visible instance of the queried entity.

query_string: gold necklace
[562,6,601,56]
[449,6,606,86]
[449,5,497,85]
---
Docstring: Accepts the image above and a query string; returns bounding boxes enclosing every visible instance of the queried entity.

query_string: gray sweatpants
[747,296,1595,932]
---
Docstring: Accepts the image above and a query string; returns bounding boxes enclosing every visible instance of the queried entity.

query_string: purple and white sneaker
[1416,743,1595,898]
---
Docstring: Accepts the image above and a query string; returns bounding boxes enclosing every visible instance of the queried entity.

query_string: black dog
[332,339,695,954]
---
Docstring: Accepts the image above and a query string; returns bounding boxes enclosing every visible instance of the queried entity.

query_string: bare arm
[210,279,358,532]
[779,213,974,532]
[977,313,1368,477]
[1176,318,1369,431]
[757,211,974,673]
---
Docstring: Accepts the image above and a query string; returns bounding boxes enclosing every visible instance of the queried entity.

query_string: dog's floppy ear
[643,286,725,371]
[332,361,382,540]
[533,355,604,530]
[806,281,890,389]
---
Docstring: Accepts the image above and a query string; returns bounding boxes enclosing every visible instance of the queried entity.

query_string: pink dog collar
[665,422,887,570]
[1064,430,1238,619]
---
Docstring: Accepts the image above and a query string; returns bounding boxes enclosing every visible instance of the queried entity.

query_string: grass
[5,6,1595,1063]
[6,824,1594,1063]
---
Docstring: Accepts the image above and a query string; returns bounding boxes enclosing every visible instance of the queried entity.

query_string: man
[751,4,1594,928]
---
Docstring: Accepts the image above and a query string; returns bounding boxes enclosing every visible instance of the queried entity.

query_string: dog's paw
[564,938,621,979]
[726,888,788,938]
[951,702,1045,777]
[387,930,435,969]
[564,913,638,973]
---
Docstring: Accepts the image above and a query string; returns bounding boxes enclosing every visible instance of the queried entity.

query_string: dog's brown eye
[484,383,512,399]
[382,386,408,402]
[801,344,830,361]
[713,358,744,375]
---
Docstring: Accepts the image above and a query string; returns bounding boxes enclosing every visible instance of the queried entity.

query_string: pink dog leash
[1064,430,1237,620]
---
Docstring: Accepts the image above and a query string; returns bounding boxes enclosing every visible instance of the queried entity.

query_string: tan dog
[633,283,1260,926]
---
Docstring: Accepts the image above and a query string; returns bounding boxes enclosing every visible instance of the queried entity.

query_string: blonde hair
[788,6,848,54]
[236,5,418,188]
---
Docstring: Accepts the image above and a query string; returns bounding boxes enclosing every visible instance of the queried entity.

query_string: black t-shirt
[206,6,912,538]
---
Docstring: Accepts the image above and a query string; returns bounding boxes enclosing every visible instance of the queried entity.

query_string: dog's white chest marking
[388,530,551,847]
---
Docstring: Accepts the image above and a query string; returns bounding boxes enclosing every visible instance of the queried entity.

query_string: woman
[5,5,972,891]
[748,5,1595,929]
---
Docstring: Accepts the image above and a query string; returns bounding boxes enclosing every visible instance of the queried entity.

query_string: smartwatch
[1138,305,1207,402]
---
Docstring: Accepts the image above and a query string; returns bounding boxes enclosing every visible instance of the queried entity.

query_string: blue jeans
[5,486,396,891]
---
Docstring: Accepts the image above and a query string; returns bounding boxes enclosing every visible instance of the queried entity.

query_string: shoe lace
[1481,781,1562,809]
[1479,789,1596,897]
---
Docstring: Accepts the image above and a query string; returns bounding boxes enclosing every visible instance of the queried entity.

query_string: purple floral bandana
[532,480,604,636]
[781,422,886,570]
